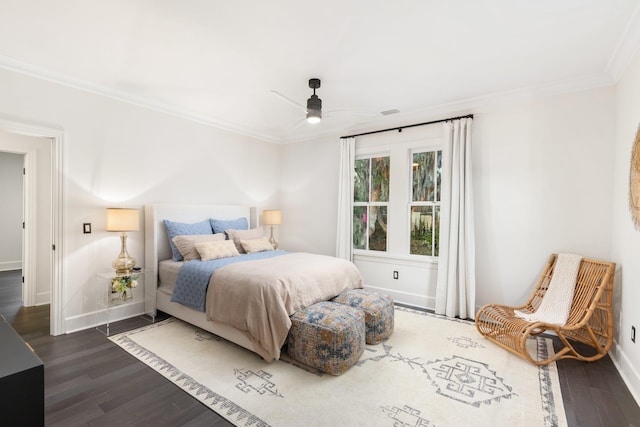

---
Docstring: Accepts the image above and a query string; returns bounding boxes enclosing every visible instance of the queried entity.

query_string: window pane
[354,159,370,202]
[371,157,390,202]
[410,206,435,256]
[368,206,387,251]
[353,206,367,249]
[434,206,440,256]
[412,152,436,202]
[436,150,442,202]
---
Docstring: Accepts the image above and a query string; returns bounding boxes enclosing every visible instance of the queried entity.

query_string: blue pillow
[164,219,212,261]
[209,217,248,234]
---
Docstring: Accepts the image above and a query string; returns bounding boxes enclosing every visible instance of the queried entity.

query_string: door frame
[0,117,64,335]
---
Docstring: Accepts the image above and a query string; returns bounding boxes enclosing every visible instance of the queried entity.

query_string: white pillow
[195,240,240,261]
[172,233,225,261]
[225,227,264,253]
[240,237,274,254]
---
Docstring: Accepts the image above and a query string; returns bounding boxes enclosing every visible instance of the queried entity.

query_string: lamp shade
[106,208,140,232]
[262,210,282,225]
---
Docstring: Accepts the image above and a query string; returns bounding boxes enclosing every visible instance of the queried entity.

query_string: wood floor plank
[46,391,110,426]
[181,410,232,427]
[97,368,169,412]
[561,362,603,427]
[589,387,630,427]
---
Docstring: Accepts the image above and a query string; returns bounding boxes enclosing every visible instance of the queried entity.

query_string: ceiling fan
[271,78,323,124]
[271,78,378,125]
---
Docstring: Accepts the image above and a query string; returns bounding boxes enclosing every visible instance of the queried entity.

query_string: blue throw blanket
[171,250,287,311]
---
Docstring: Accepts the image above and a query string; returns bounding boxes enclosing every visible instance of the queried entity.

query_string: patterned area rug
[110,306,567,427]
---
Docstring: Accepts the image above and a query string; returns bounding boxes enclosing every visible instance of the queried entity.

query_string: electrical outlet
[632,326,636,343]
[393,271,399,280]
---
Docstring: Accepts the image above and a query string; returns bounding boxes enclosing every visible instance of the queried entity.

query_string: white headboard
[144,203,252,317]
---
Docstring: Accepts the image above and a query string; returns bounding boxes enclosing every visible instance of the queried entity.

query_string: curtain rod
[340,114,474,139]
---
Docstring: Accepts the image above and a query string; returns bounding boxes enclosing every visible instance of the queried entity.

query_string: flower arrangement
[112,274,138,300]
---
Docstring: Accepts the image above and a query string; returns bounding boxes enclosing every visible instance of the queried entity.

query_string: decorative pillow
[172,233,226,261]
[225,227,265,253]
[164,219,212,261]
[195,240,240,261]
[210,217,248,234]
[240,237,274,254]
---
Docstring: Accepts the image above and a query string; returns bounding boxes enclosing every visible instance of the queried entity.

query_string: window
[410,150,442,256]
[353,156,389,251]
[351,127,443,259]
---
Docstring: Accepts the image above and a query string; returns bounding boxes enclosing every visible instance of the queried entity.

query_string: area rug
[110,306,567,427]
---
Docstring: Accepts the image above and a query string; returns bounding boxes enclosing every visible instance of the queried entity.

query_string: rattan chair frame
[475,254,616,366]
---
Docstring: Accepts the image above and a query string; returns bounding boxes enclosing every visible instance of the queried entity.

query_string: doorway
[0,151,24,322]
[0,119,64,336]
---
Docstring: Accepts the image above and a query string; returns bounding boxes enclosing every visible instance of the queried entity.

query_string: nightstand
[96,270,144,336]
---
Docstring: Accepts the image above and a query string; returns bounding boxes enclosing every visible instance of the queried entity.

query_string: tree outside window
[410,150,441,256]
[353,156,389,251]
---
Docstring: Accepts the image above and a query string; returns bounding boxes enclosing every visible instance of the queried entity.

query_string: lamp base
[269,225,279,249]
[269,236,279,250]
[112,257,136,275]
[113,232,136,275]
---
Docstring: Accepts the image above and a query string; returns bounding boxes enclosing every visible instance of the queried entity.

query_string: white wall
[611,48,640,402]
[0,151,23,270]
[473,87,616,307]
[280,135,341,256]
[0,67,282,331]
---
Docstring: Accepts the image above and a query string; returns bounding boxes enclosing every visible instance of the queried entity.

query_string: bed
[144,203,364,361]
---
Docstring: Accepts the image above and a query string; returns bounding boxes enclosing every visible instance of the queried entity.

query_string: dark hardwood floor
[2,269,639,426]
[0,269,23,323]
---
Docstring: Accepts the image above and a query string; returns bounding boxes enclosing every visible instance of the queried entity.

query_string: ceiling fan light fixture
[306,109,322,123]
[306,92,322,123]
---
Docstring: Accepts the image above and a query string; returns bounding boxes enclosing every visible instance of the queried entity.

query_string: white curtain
[336,137,355,260]
[435,118,476,319]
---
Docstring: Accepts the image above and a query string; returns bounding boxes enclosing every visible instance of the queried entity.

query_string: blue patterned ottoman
[287,301,365,375]
[332,289,394,344]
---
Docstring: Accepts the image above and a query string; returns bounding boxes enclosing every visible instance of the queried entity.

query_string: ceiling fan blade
[291,118,309,130]
[270,90,307,112]
[326,109,379,117]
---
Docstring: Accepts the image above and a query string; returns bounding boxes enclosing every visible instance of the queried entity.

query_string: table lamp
[262,210,282,249]
[106,208,140,274]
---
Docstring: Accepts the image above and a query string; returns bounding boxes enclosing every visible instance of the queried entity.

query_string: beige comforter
[205,252,364,361]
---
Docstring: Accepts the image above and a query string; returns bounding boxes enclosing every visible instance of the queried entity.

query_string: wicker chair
[475,254,616,366]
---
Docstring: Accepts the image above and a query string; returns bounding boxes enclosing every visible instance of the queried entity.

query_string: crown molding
[0,55,279,144]
[606,2,640,82]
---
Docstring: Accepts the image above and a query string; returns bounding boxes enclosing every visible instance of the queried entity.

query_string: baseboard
[609,340,640,407]
[35,291,50,306]
[65,300,145,334]
[364,284,434,310]
[0,261,21,271]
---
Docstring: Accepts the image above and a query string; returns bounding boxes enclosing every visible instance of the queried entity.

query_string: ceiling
[1,0,639,143]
